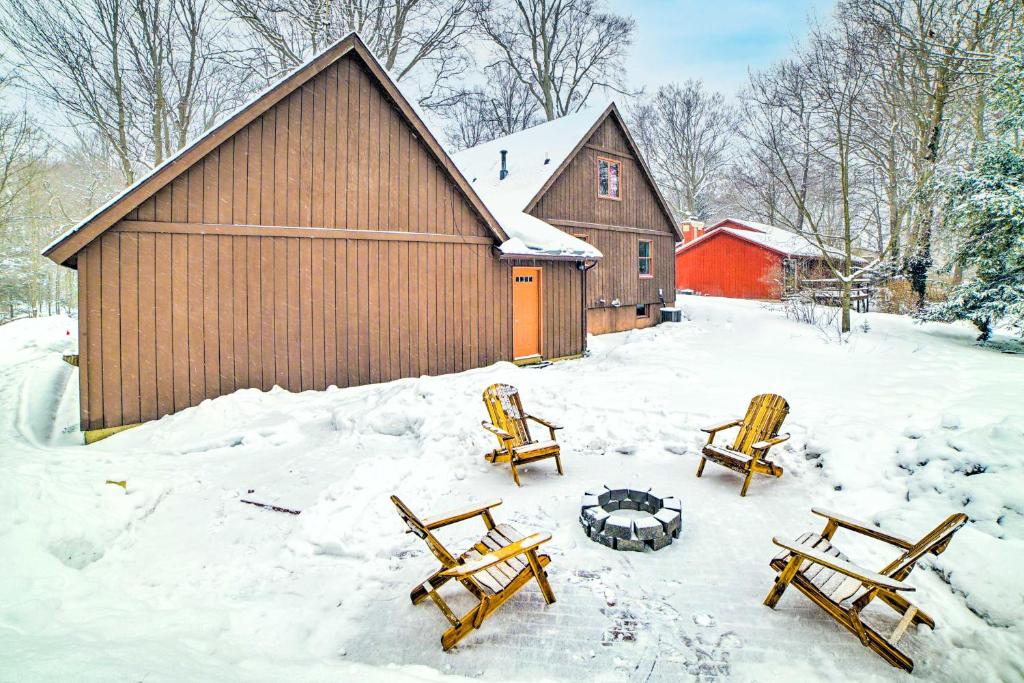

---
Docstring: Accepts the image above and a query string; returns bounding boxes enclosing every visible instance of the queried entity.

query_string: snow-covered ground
[1,297,1022,682]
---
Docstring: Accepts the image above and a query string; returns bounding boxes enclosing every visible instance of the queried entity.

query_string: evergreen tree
[919,143,1024,339]
[918,49,1024,341]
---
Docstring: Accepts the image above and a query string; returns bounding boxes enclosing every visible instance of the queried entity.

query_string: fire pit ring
[580,486,682,552]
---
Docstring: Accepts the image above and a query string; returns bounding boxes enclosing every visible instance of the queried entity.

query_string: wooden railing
[787,278,874,313]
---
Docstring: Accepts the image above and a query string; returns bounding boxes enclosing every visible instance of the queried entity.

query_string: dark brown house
[44,33,597,438]
[452,105,681,335]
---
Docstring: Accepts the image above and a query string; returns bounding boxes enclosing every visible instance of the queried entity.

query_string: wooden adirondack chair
[696,393,790,496]
[764,508,969,672]
[481,383,564,486]
[390,495,556,651]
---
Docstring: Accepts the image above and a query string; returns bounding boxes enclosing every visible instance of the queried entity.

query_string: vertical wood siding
[557,228,675,310]
[506,259,585,360]
[529,115,677,315]
[130,53,490,239]
[73,49,589,430]
[77,234,523,430]
[675,232,784,300]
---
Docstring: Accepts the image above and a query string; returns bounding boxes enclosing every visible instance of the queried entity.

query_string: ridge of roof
[451,107,608,213]
[678,219,858,261]
[449,107,609,259]
[44,32,507,267]
[452,103,682,253]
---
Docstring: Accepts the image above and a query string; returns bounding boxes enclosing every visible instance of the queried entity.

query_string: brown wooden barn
[452,105,682,335]
[44,33,600,438]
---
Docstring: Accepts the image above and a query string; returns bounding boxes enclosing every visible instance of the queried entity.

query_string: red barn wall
[675,232,783,299]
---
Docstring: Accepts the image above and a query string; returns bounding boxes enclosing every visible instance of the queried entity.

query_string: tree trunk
[974,318,991,342]
[841,280,851,333]
[907,215,932,306]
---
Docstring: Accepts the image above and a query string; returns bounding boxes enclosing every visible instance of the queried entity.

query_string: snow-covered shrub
[877,277,952,314]
[783,292,849,343]
[783,292,819,326]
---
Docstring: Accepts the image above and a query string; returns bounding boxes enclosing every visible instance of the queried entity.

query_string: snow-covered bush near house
[1,296,1023,682]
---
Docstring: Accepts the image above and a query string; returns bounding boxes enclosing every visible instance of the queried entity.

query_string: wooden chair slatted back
[390,495,457,568]
[483,384,532,448]
[732,393,790,454]
[883,513,968,579]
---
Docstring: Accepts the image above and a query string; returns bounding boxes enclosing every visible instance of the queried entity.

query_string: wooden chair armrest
[752,433,790,450]
[701,419,741,434]
[441,533,552,578]
[811,508,916,549]
[771,537,914,592]
[526,415,561,430]
[423,499,503,530]
[481,421,513,441]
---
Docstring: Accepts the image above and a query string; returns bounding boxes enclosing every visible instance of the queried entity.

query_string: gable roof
[709,218,778,233]
[44,33,507,268]
[451,103,683,254]
[676,218,866,263]
[453,108,602,215]
[450,108,603,259]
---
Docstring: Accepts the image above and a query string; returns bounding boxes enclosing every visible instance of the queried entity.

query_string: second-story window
[638,239,653,278]
[597,157,621,200]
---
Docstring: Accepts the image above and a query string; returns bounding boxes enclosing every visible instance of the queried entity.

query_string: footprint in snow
[693,612,716,627]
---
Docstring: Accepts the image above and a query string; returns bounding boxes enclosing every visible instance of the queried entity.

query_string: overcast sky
[609,0,835,99]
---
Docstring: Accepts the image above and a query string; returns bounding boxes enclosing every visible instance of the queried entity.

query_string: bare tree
[442,63,542,149]
[743,19,879,332]
[629,81,735,220]
[472,0,635,120]
[0,0,240,182]
[843,17,920,262]
[0,92,51,318]
[848,0,1012,303]
[0,105,39,224]
[717,156,792,226]
[223,0,474,107]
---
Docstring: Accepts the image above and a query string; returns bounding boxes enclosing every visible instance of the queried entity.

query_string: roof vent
[543,153,550,165]
[499,150,509,180]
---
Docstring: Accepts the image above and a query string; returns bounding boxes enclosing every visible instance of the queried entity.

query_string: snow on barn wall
[48,34,588,432]
[453,106,681,336]
[675,229,784,300]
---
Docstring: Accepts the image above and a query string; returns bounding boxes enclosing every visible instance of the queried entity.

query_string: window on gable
[597,157,621,200]
[638,239,653,278]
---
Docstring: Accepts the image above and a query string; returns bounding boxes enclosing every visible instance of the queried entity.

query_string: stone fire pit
[580,486,682,552]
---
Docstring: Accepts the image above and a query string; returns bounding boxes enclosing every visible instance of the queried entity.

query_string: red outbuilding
[674,218,854,300]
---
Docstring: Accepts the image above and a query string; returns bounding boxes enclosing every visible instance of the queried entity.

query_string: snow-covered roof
[718,218,781,234]
[680,218,864,262]
[451,109,606,260]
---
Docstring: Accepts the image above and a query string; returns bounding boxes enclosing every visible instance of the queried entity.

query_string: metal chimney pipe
[499,150,508,180]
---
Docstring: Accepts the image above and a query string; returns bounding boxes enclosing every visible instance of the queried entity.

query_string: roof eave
[45,32,508,267]
[499,252,602,262]
[521,104,614,216]
[604,103,684,242]
[522,103,683,243]
[44,33,361,267]
[676,228,791,258]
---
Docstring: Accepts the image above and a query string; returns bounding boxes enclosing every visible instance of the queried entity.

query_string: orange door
[512,267,542,359]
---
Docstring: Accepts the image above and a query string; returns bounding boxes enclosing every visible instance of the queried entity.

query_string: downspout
[580,259,598,355]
